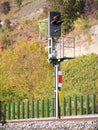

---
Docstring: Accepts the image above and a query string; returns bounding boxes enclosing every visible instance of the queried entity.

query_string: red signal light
[51,15,63,25]
[53,15,60,21]
[51,15,60,24]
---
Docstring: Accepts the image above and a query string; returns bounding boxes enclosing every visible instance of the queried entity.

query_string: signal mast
[48,12,63,118]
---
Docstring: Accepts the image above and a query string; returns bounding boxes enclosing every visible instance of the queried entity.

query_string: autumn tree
[0,41,53,102]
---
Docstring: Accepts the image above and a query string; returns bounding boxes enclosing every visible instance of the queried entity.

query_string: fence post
[68,97,72,116]
[63,97,66,116]
[32,100,34,118]
[0,101,2,121]
[92,94,96,114]
[42,99,44,117]
[0,101,3,121]
[3,103,6,124]
[3,103,6,123]
[17,102,20,119]
[86,95,89,114]
[47,99,49,117]
[52,98,55,117]
[26,100,29,118]
[12,102,15,119]
[74,96,77,115]
[36,100,39,118]
[22,101,25,119]
[80,96,83,115]
[8,102,11,120]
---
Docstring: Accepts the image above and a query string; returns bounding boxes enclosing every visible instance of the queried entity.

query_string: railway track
[3,114,98,123]
[0,115,98,130]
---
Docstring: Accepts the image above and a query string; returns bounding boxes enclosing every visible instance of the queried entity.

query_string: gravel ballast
[0,120,98,130]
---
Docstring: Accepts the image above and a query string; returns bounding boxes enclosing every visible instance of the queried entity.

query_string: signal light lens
[53,15,60,21]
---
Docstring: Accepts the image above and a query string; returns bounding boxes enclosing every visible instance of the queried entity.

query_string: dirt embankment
[13,0,47,20]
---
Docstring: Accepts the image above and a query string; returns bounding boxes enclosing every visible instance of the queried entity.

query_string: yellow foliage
[0,41,53,101]
[74,18,90,33]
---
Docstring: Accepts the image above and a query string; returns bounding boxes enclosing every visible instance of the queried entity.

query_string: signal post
[48,12,63,118]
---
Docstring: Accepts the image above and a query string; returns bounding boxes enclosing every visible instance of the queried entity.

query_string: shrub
[15,0,22,8]
[2,35,8,49]
[74,17,90,33]
[0,1,10,14]
[84,0,98,18]
[4,19,11,31]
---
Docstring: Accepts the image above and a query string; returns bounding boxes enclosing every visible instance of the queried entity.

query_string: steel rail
[1,115,98,124]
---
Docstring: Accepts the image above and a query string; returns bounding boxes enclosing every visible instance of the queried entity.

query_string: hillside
[12,0,47,20]
[0,0,47,20]
[0,0,48,53]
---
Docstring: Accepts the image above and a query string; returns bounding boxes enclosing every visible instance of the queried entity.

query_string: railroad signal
[48,12,63,37]
[47,12,64,118]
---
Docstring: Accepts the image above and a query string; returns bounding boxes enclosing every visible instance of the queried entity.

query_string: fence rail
[0,94,98,121]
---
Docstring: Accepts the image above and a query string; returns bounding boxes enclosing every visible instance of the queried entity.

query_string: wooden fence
[0,94,98,121]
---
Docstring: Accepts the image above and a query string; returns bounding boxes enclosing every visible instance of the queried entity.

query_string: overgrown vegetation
[0,42,53,102]
[15,0,23,8]
[0,43,98,102]
[0,1,10,14]
[61,53,98,97]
